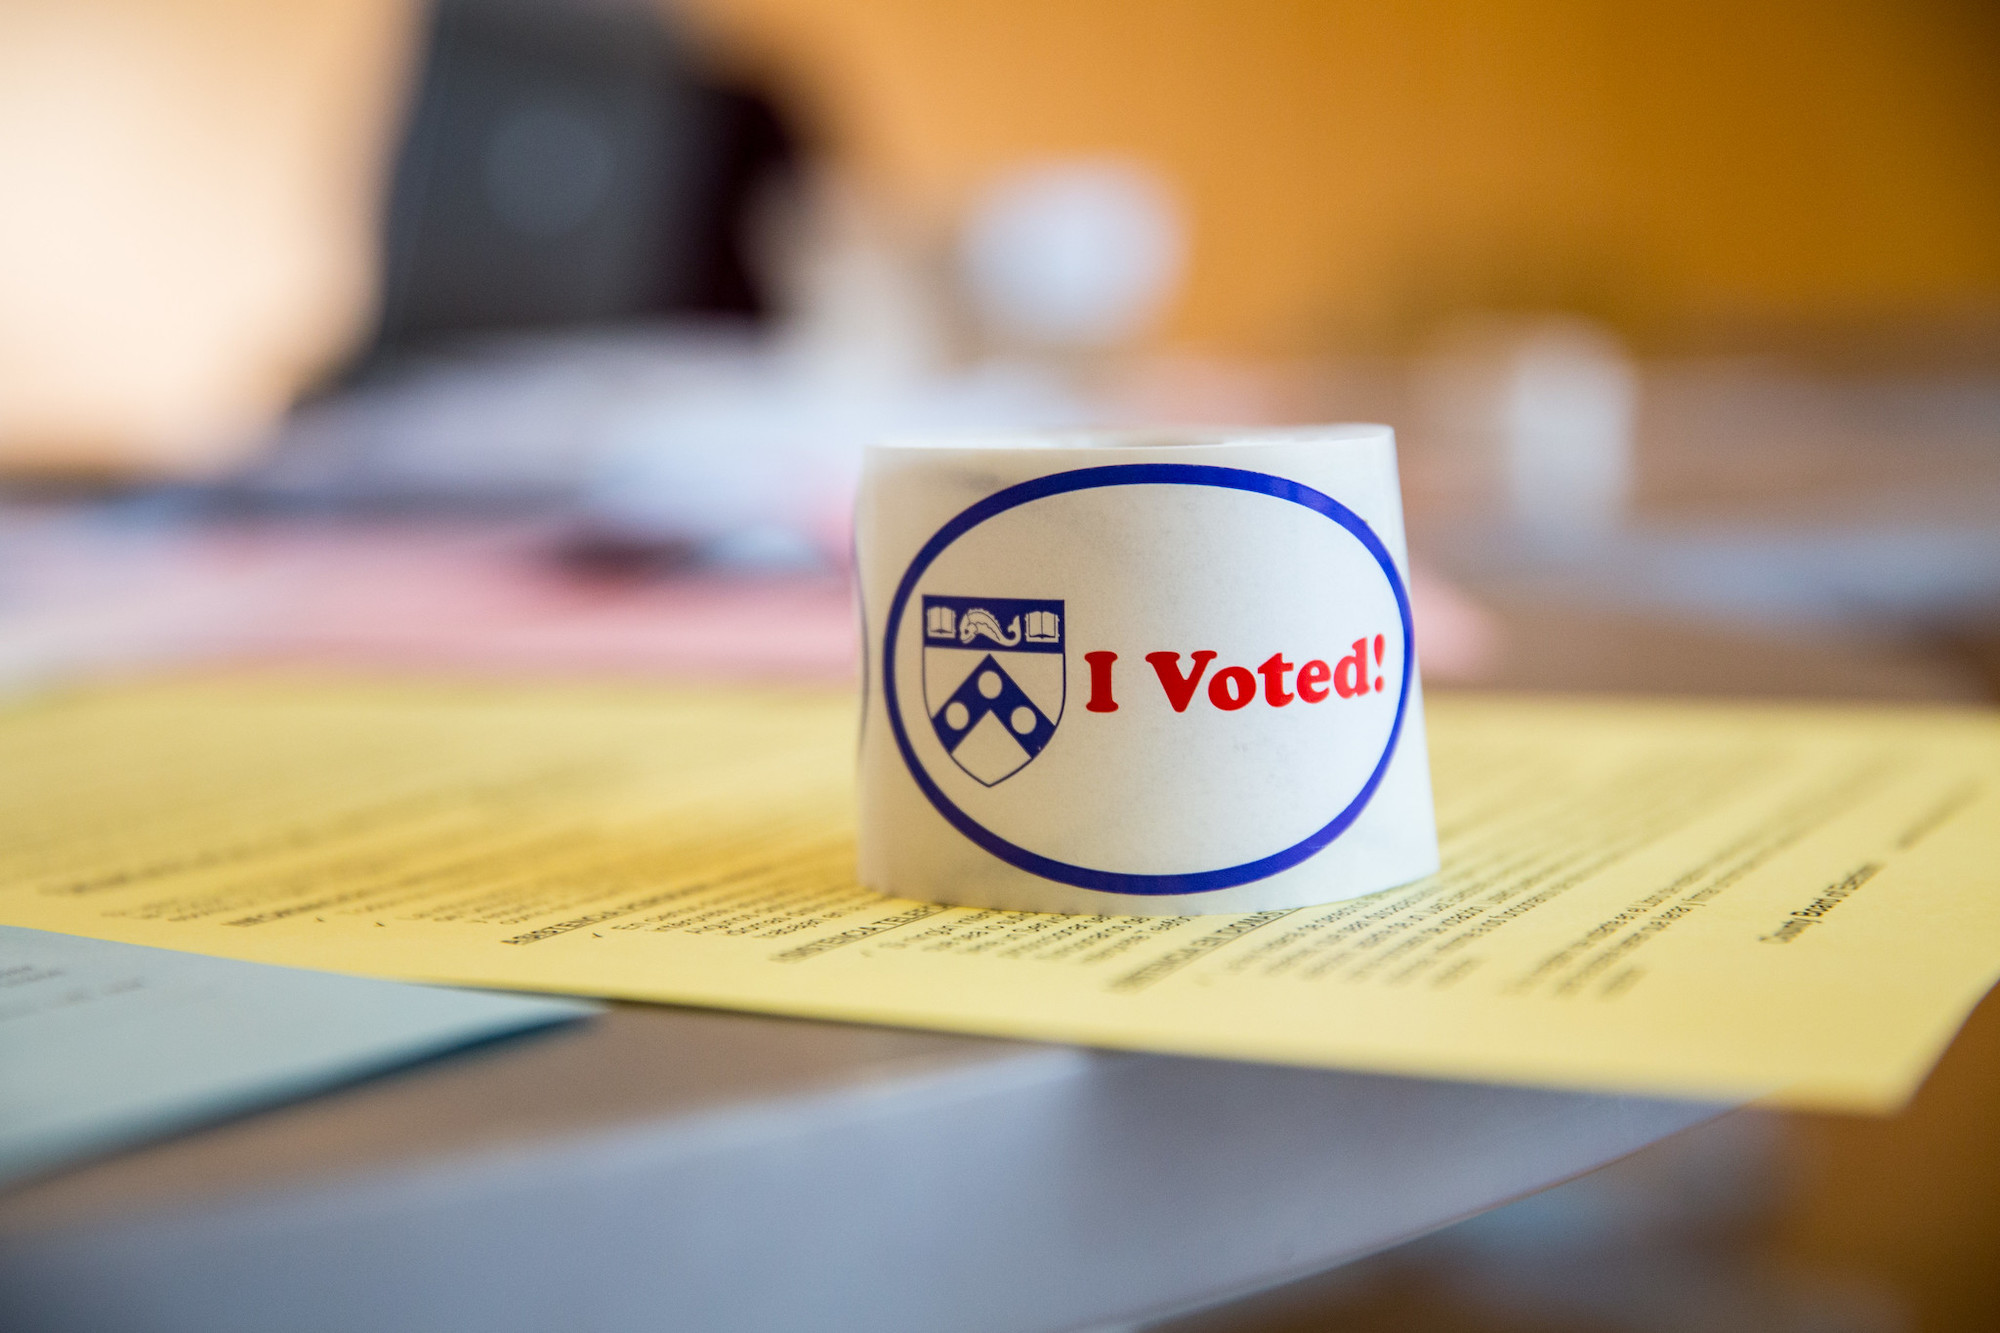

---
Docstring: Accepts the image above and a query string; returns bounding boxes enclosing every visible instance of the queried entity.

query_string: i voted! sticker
[883,463,1413,896]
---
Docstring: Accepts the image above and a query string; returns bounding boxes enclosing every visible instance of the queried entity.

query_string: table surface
[0,579,1991,1333]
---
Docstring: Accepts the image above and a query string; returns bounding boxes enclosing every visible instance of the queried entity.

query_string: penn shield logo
[922,595,1064,785]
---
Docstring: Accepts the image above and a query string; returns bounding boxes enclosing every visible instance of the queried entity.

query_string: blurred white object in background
[1502,322,1638,539]
[1418,316,1638,541]
[958,160,1185,352]
[585,360,1086,568]
[760,170,948,393]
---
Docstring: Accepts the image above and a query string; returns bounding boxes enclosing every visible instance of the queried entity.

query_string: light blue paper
[0,926,597,1186]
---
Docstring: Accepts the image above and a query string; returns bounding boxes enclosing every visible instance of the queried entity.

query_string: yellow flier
[3,678,1996,1112]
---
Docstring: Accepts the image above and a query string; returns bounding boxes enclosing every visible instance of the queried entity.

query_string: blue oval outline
[882,462,1413,895]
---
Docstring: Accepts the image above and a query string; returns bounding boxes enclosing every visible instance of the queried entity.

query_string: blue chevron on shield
[922,595,1065,786]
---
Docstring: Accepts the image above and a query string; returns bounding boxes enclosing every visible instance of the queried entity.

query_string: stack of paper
[2,679,1995,1111]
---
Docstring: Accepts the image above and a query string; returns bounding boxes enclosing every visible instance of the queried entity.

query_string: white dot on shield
[1010,706,1036,734]
[978,671,1002,698]
[945,701,969,729]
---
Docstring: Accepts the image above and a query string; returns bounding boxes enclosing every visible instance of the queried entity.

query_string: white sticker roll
[856,426,1439,916]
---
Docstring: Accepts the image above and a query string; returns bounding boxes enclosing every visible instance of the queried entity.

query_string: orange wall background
[684,0,2000,355]
[0,0,413,470]
[3,0,1995,471]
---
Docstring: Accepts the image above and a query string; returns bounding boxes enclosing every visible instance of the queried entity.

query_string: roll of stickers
[856,426,1438,916]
